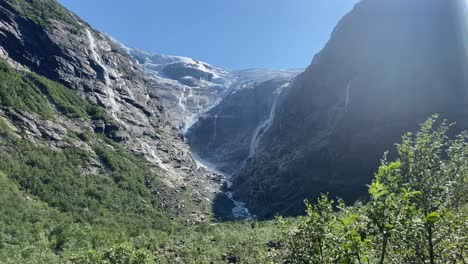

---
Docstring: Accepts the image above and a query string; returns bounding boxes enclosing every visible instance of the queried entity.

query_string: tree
[395,116,467,264]
[366,160,420,264]
[284,116,467,263]
[286,195,341,264]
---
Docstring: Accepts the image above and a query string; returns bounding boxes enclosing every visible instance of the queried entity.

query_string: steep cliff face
[184,69,299,220]
[186,74,297,175]
[119,44,301,178]
[0,0,223,220]
[234,0,468,218]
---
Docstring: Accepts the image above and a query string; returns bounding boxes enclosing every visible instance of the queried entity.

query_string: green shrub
[69,244,154,264]
[284,116,468,264]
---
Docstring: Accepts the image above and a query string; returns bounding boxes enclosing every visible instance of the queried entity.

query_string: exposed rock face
[234,0,468,219]
[0,0,223,219]
[120,46,301,178]
[182,68,299,221]
[186,76,294,175]
[122,47,301,220]
[119,48,236,132]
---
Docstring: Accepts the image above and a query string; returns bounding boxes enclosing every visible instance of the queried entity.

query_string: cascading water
[190,151,253,220]
[247,82,289,160]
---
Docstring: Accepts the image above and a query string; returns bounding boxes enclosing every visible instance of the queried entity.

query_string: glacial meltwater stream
[190,151,253,220]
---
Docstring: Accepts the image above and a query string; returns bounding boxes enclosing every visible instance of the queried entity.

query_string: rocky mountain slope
[186,72,297,175]
[0,0,302,223]
[233,0,468,218]
[119,47,237,132]
[114,44,300,219]
[185,69,299,220]
[0,0,224,221]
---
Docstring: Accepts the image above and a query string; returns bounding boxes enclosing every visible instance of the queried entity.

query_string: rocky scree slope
[234,0,468,219]
[0,0,224,221]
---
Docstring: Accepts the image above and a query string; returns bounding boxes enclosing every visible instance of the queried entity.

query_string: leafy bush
[283,116,468,263]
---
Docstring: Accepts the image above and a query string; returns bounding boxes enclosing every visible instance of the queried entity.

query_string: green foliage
[30,73,108,120]
[6,0,81,29]
[284,116,468,264]
[286,195,340,263]
[0,59,109,121]
[0,133,168,231]
[0,59,53,118]
[285,195,372,263]
[69,244,153,264]
[0,119,285,263]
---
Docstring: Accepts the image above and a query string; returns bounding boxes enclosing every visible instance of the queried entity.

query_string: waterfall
[86,29,110,85]
[345,81,352,110]
[247,82,289,159]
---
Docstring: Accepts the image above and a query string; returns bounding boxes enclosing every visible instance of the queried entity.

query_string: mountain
[117,46,236,132]
[0,0,297,261]
[233,0,468,218]
[113,45,301,219]
[0,0,225,223]
[0,0,299,226]
[115,43,301,177]
[186,70,299,175]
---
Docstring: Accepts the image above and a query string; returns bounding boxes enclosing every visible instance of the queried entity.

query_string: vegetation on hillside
[0,60,53,118]
[0,116,286,263]
[5,0,81,29]
[1,105,466,264]
[0,59,108,120]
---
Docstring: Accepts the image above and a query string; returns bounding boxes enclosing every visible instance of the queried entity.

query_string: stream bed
[191,152,253,221]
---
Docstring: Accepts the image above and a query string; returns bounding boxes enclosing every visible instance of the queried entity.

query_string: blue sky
[58,0,358,70]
